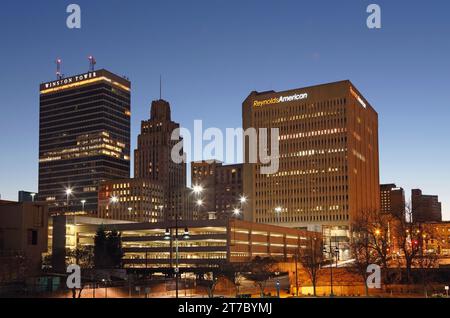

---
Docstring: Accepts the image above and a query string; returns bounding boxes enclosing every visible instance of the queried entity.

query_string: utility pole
[294,253,299,297]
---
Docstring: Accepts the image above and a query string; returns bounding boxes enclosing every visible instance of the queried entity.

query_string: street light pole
[275,206,282,224]
[323,236,334,297]
[165,212,189,299]
[65,188,72,214]
[175,214,179,299]
[294,253,299,297]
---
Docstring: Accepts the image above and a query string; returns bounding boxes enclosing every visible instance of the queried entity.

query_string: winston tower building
[38,70,131,214]
[243,81,380,257]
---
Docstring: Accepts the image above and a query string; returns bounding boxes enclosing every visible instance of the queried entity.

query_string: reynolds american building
[38,69,131,215]
[242,80,380,257]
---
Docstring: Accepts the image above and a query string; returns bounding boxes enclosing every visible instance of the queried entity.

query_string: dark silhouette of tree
[94,227,123,269]
[196,267,221,298]
[106,229,124,268]
[242,256,278,297]
[298,235,322,296]
[349,209,381,296]
[94,227,108,268]
[218,262,247,297]
[393,204,422,284]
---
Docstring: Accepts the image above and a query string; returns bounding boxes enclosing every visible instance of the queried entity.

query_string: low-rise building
[422,221,450,257]
[191,161,243,220]
[51,216,320,273]
[98,178,165,223]
[0,200,48,281]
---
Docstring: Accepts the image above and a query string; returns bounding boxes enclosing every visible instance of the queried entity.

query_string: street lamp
[196,199,203,219]
[275,206,282,223]
[165,216,189,298]
[65,188,72,211]
[192,185,204,219]
[110,196,119,204]
[323,238,339,297]
[30,193,36,202]
[101,279,109,298]
[81,200,86,212]
[193,185,203,195]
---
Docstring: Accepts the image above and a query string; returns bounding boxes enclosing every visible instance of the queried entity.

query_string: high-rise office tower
[243,81,380,257]
[134,99,189,220]
[39,70,131,214]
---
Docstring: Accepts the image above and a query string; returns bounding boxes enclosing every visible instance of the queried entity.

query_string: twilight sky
[0,0,449,219]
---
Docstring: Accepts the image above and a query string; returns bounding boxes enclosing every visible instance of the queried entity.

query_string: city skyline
[0,0,449,219]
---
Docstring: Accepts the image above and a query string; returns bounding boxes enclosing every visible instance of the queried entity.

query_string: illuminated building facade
[51,216,319,272]
[191,161,243,219]
[98,178,165,222]
[134,99,188,220]
[243,81,380,257]
[422,221,450,259]
[380,184,405,217]
[412,189,442,222]
[38,70,131,215]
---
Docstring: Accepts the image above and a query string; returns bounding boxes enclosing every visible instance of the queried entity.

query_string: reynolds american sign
[253,92,308,107]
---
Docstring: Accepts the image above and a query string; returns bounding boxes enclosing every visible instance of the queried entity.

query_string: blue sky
[0,0,449,219]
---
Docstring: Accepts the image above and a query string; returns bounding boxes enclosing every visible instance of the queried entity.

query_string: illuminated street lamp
[110,196,119,204]
[193,185,203,195]
[30,193,36,202]
[323,239,340,297]
[65,188,73,211]
[165,216,189,299]
[239,196,247,204]
[233,208,241,217]
[275,206,282,223]
[81,200,86,212]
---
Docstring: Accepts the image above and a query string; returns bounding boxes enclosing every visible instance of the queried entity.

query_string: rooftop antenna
[88,55,96,72]
[159,75,162,100]
[56,58,63,80]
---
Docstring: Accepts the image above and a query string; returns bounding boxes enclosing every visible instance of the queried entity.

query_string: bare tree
[219,262,247,297]
[298,234,322,296]
[243,256,278,298]
[392,204,422,284]
[349,209,382,296]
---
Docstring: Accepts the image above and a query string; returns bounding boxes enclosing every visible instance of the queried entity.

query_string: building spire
[159,75,162,100]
